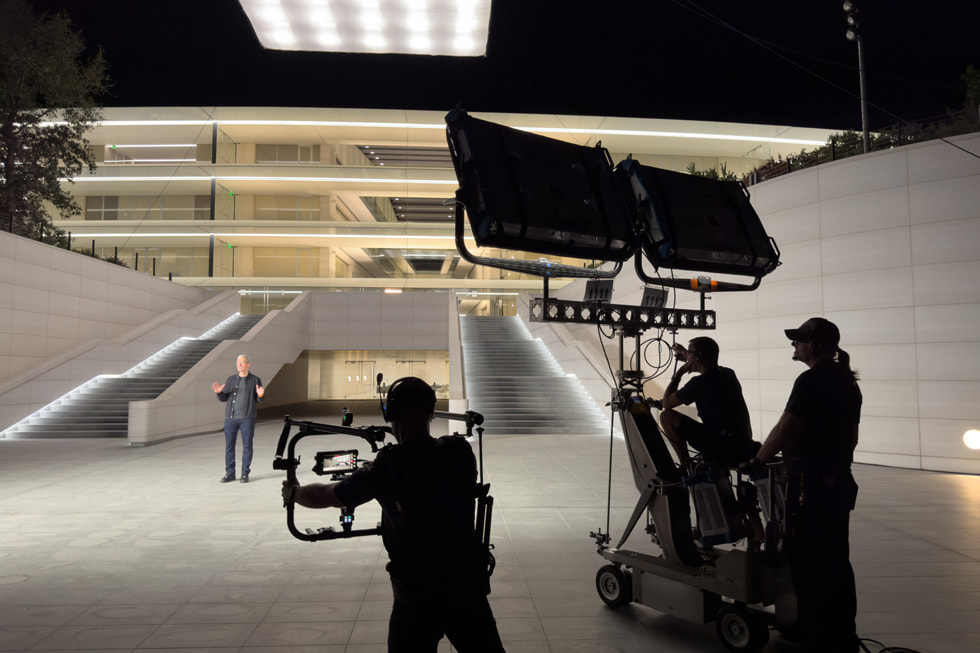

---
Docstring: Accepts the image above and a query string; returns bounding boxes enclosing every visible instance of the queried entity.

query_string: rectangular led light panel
[239,0,492,56]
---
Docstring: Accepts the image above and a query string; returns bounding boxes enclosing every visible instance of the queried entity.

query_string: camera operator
[660,336,756,469]
[282,376,505,653]
[752,317,862,653]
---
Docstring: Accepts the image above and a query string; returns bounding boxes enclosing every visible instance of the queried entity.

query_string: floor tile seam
[856,513,980,560]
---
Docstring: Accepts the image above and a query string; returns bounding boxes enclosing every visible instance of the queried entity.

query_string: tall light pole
[843,1,870,153]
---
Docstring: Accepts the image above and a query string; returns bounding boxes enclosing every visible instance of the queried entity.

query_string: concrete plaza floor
[1,409,979,652]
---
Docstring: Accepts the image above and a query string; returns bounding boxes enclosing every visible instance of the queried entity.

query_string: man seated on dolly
[659,336,758,470]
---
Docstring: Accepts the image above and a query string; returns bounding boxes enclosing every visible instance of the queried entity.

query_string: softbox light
[618,159,779,279]
[446,110,637,263]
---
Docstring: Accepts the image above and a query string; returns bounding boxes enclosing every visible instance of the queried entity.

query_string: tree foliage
[686,161,738,181]
[0,0,108,245]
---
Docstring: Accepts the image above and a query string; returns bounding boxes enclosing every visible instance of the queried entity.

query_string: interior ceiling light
[238,0,492,56]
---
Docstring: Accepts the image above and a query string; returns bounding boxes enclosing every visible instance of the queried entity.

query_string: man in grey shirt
[211,354,265,483]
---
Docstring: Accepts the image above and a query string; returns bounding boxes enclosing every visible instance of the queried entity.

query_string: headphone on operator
[382,376,436,423]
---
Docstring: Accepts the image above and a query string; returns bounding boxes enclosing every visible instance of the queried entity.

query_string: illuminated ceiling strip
[107,144,198,148]
[66,175,451,184]
[95,119,444,130]
[91,119,823,145]
[222,175,450,184]
[218,120,445,129]
[238,290,303,295]
[523,127,826,146]
[92,120,212,127]
[66,232,460,241]
[66,176,212,182]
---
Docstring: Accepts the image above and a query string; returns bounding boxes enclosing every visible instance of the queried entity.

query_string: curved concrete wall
[743,132,980,474]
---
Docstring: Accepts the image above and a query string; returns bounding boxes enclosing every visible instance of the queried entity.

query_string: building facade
[55,107,832,315]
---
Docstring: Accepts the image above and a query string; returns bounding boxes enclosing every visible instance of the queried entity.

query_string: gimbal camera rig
[272,374,495,574]
[445,110,794,652]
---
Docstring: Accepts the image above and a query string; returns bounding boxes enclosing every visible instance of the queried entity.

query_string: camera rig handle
[273,415,392,542]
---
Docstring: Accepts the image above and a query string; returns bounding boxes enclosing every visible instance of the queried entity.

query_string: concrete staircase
[461,315,611,435]
[3,314,263,439]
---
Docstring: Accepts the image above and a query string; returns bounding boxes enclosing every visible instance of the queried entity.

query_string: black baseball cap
[785,317,841,346]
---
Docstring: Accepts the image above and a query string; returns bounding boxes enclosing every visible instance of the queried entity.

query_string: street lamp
[843,1,870,153]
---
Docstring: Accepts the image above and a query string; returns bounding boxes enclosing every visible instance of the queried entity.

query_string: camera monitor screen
[446,110,636,262]
[618,160,780,278]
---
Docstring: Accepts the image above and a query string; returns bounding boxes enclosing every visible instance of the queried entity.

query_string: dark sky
[30,0,980,130]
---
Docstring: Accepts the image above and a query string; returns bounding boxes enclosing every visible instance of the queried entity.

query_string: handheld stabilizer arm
[273,415,391,542]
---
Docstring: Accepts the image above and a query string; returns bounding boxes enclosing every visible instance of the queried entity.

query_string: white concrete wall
[0,231,208,383]
[310,291,451,351]
[0,291,242,432]
[447,293,466,414]
[531,132,980,475]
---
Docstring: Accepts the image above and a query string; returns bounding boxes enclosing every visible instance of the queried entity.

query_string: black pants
[388,577,506,653]
[786,471,859,653]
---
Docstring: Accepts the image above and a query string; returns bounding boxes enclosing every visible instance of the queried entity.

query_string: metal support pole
[844,2,870,153]
[208,178,216,277]
[617,329,625,377]
[857,35,870,153]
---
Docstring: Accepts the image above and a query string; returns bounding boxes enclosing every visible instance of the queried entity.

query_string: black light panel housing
[618,159,780,278]
[446,110,636,262]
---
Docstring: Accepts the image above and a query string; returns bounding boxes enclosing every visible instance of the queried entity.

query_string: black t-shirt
[675,366,752,439]
[783,361,862,473]
[334,435,485,593]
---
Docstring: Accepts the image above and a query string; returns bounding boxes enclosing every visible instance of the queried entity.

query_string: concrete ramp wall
[128,292,314,445]
[0,291,241,433]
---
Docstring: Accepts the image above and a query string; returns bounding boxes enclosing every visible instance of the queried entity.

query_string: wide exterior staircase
[2,314,262,439]
[461,315,611,435]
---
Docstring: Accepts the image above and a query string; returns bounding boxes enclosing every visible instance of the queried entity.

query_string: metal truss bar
[528,298,715,330]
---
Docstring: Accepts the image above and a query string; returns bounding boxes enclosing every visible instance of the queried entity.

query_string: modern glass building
[56,107,833,315]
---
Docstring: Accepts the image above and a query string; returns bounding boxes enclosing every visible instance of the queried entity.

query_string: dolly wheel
[595,565,632,607]
[715,604,770,652]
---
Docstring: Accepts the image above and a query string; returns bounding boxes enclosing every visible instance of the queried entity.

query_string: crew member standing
[212,354,264,484]
[754,317,862,652]
[283,376,505,653]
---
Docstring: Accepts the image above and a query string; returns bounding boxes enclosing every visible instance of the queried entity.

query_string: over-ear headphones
[382,376,436,423]
[382,377,407,422]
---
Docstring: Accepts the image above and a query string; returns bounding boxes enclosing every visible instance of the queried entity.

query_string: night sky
[28,0,980,130]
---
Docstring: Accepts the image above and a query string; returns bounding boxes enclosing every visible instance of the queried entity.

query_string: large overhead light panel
[238,0,492,56]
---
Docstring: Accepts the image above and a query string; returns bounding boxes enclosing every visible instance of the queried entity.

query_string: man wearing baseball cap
[754,317,862,652]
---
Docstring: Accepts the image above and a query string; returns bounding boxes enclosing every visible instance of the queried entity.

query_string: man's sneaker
[220,474,236,483]
[240,474,249,483]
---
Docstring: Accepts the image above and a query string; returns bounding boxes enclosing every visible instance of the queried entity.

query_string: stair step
[461,316,606,436]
